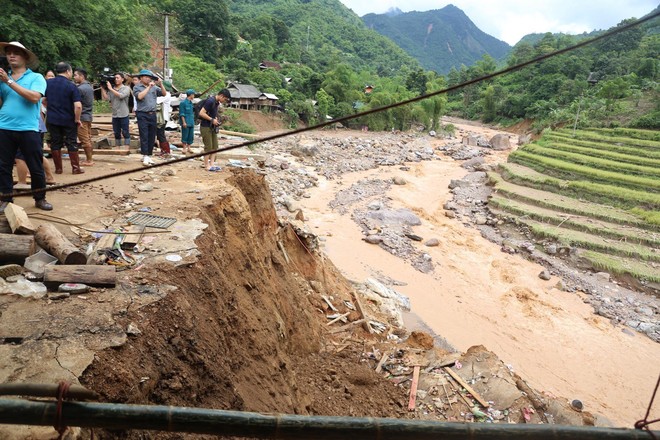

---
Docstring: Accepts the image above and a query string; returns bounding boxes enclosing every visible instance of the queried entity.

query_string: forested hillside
[362,5,511,74]
[1,1,657,131]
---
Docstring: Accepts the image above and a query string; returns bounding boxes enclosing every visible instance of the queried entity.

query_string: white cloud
[340,0,659,45]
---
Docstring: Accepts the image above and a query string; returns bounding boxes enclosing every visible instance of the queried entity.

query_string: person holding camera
[101,72,131,147]
[0,41,53,212]
[199,88,230,171]
[73,68,94,166]
[133,69,163,166]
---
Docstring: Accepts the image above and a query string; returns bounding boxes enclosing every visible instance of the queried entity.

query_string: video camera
[0,55,8,71]
[98,67,115,88]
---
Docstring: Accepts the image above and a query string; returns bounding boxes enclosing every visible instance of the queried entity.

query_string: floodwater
[295,129,660,428]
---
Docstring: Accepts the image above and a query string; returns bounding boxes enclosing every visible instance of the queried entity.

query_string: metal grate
[126,213,177,229]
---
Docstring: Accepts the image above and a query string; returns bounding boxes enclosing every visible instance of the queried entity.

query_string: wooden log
[0,218,11,234]
[43,265,116,287]
[443,366,490,408]
[34,223,86,265]
[4,203,35,234]
[408,366,421,411]
[0,233,35,263]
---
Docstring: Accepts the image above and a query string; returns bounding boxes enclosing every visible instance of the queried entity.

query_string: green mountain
[362,4,511,74]
[227,0,421,75]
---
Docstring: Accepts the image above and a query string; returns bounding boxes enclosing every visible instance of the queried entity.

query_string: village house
[226,82,279,111]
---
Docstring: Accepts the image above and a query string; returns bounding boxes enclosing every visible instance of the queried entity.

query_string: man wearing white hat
[0,41,53,212]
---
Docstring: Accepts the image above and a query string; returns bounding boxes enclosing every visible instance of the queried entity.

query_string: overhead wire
[5,9,658,202]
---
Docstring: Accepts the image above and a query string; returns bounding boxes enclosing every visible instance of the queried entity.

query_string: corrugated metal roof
[227,82,262,99]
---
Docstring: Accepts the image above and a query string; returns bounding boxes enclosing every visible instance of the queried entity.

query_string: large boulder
[490,134,512,150]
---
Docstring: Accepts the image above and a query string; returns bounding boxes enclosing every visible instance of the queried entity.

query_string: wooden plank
[4,203,35,234]
[217,129,260,139]
[328,319,365,334]
[352,293,374,334]
[443,366,490,408]
[43,265,116,287]
[375,350,391,374]
[408,366,421,412]
[321,295,338,312]
[44,148,130,156]
[120,225,145,250]
[87,233,118,265]
[326,312,350,326]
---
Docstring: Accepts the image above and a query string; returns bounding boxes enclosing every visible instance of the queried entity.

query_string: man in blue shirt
[0,41,53,212]
[45,62,84,174]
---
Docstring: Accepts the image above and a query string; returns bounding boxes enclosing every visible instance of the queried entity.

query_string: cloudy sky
[338,0,658,45]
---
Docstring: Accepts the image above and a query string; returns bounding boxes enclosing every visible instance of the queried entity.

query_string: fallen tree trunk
[43,265,116,287]
[34,224,86,265]
[0,233,34,263]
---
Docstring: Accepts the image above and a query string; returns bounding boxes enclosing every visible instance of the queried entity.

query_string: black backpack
[194,97,211,125]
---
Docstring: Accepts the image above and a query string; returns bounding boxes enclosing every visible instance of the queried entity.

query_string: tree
[315,88,334,120]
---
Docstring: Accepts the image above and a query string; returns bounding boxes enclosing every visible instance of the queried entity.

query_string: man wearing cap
[73,68,95,166]
[0,41,53,212]
[45,62,84,174]
[179,89,195,154]
[101,73,131,147]
[133,69,163,166]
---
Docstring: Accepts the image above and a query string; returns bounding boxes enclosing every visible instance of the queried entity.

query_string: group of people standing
[0,40,234,213]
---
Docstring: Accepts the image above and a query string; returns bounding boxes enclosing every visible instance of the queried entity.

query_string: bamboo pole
[0,399,655,439]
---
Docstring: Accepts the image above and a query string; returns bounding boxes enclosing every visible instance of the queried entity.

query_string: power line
[5,9,659,200]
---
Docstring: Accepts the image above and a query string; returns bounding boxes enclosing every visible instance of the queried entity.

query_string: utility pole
[306,25,310,52]
[159,12,173,82]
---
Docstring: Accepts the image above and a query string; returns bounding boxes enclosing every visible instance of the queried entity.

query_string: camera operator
[101,72,131,147]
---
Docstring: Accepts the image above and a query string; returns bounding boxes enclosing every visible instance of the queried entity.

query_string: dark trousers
[47,123,78,152]
[136,111,157,155]
[0,129,46,202]
[112,116,130,145]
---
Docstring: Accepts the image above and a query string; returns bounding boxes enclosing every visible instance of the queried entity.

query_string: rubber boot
[81,146,94,166]
[160,141,171,156]
[51,150,63,174]
[43,157,56,185]
[69,151,85,174]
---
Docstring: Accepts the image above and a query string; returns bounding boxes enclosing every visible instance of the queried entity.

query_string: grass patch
[537,139,660,168]
[581,251,660,284]
[520,218,660,263]
[489,172,658,228]
[554,128,660,149]
[488,196,659,247]
[509,151,660,192]
[544,134,660,159]
[521,144,660,178]
[584,127,660,142]
[498,162,660,210]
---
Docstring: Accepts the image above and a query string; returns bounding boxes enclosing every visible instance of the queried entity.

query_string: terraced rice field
[489,127,660,285]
